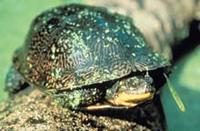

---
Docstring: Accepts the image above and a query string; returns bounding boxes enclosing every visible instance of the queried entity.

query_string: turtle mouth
[117,91,154,102]
[107,91,155,108]
[83,91,155,110]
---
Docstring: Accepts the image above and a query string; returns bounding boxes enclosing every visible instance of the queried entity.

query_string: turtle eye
[47,17,60,25]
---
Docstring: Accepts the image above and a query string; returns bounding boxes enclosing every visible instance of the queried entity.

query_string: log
[87,0,199,59]
[0,88,152,130]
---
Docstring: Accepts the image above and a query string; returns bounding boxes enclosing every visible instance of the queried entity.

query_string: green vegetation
[164,73,185,112]
[162,47,200,131]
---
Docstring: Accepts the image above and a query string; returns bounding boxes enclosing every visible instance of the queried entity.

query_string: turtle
[5,4,170,110]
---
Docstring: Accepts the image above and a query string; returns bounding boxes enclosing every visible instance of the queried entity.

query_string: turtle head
[84,74,155,110]
[105,74,155,108]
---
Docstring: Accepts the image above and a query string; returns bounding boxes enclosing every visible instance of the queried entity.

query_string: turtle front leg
[5,66,29,95]
[51,86,106,110]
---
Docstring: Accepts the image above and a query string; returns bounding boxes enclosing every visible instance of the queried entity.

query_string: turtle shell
[13,4,169,91]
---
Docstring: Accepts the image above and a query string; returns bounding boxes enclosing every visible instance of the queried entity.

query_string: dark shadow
[172,20,200,63]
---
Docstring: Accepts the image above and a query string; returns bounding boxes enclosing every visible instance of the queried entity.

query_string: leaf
[164,73,185,112]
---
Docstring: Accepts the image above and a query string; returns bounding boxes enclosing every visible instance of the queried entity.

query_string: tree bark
[0,0,199,130]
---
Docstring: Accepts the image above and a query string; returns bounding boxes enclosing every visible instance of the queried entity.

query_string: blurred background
[0,0,199,131]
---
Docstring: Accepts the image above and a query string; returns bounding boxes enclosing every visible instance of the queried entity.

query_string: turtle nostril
[47,18,60,25]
